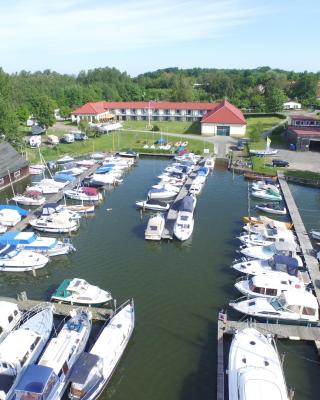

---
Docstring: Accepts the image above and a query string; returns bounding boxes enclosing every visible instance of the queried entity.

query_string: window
[8,315,13,323]
[302,307,316,316]
[14,170,21,178]
[265,288,277,296]
[217,126,230,136]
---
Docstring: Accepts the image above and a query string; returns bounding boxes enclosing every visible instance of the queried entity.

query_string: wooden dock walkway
[278,172,320,303]
[9,164,99,233]
[0,295,113,320]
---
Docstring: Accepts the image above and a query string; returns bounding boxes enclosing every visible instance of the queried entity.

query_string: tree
[0,98,20,145]
[170,75,194,101]
[265,88,286,112]
[31,96,56,128]
[16,104,30,123]
[59,105,72,118]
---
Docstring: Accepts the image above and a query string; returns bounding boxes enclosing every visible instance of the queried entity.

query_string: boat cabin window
[248,280,265,295]
[265,288,277,296]
[270,298,284,311]
[14,310,19,316]
[302,307,316,316]
[8,315,14,323]
[286,305,300,313]
[180,216,188,221]
[150,226,157,231]
[30,336,41,351]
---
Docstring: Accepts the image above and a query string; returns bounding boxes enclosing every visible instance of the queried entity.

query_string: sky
[0,0,319,76]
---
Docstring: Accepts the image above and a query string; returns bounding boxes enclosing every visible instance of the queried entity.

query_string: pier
[9,164,99,233]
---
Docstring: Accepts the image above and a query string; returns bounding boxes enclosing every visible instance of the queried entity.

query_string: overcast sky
[0,0,319,76]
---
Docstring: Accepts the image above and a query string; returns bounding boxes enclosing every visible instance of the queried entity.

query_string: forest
[0,65,319,145]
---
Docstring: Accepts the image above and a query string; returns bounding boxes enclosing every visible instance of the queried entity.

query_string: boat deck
[9,164,99,233]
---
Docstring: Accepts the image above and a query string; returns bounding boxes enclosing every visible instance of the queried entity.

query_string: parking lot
[274,149,320,172]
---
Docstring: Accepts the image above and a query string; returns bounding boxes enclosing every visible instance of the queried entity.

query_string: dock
[9,164,99,233]
[0,294,113,321]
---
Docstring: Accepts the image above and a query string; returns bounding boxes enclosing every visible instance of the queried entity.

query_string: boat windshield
[270,297,285,311]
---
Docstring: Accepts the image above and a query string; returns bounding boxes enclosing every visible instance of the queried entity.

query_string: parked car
[272,159,289,167]
[60,133,75,144]
[47,135,59,145]
[74,132,88,141]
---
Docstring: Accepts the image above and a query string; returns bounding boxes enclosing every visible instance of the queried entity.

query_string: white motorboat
[189,180,203,195]
[11,309,92,400]
[231,254,304,275]
[27,184,60,195]
[0,209,21,227]
[117,150,139,158]
[135,199,170,211]
[0,303,53,400]
[249,148,278,156]
[311,230,320,240]
[145,213,165,240]
[251,189,282,201]
[39,178,69,189]
[147,187,177,200]
[61,167,86,176]
[240,240,298,261]
[0,245,49,272]
[40,203,81,221]
[228,328,289,400]
[64,187,103,202]
[255,202,287,215]
[12,191,46,206]
[76,159,97,168]
[51,278,112,306]
[0,225,7,234]
[91,173,122,186]
[68,299,134,400]
[173,195,196,241]
[0,302,21,344]
[204,157,215,170]
[0,231,75,257]
[252,181,280,193]
[90,152,105,160]
[238,228,295,247]
[243,222,292,235]
[57,155,75,164]
[234,272,306,299]
[242,215,292,229]
[64,204,95,215]
[229,290,319,324]
[29,212,80,233]
[151,183,180,194]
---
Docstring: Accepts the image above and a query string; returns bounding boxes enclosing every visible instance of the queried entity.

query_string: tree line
[0,66,319,146]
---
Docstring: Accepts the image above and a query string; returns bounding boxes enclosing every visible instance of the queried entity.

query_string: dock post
[217,319,225,400]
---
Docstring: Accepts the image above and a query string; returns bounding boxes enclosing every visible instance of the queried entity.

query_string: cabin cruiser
[116,150,139,158]
[38,178,68,189]
[311,230,320,240]
[76,159,96,168]
[255,202,287,215]
[40,203,81,221]
[240,240,298,261]
[147,187,177,200]
[64,204,95,215]
[0,303,53,400]
[10,309,92,400]
[51,278,112,306]
[135,199,170,212]
[174,152,200,164]
[173,195,196,241]
[0,231,75,257]
[145,213,165,241]
[238,228,295,247]
[29,212,80,233]
[0,210,21,227]
[242,215,292,229]
[234,272,307,299]
[0,302,21,344]
[251,181,280,193]
[64,187,103,202]
[12,191,46,206]
[26,184,60,195]
[229,290,319,324]
[0,245,49,272]
[242,223,292,236]
[91,173,122,186]
[57,155,75,164]
[189,182,203,196]
[231,254,304,275]
[151,183,180,194]
[203,157,215,170]
[68,299,134,400]
[251,188,282,201]
[228,328,289,400]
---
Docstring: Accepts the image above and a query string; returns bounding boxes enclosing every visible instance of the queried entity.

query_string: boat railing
[234,276,247,284]
[16,301,53,329]
[229,295,250,305]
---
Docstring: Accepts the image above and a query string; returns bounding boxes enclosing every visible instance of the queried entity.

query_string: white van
[29,135,41,148]
[60,133,75,144]
[47,135,60,145]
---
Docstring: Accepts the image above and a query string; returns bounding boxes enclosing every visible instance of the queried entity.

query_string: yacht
[228,328,289,400]
[0,245,49,272]
[255,203,287,215]
[240,240,298,261]
[51,278,112,306]
[242,216,292,230]
[0,302,21,344]
[0,209,21,227]
[147,187,177,200]
[64,187,103,202]
[26,184,60,195]
[91,173,122,186]
[0,231,75,257]
[29,212,80,233]
[145,213,165,241]
[68,299,134,400]
[151,183,180,194]
[173,195,196,241]
[135,199,170,212]
[39,178,68,189]
[238,228,295,247]
[12,191,46,206]
[234,272,307,299]
[0,303,53,400]
[10,310,92,400]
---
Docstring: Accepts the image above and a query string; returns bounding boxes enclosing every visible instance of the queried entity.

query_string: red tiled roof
[71,101,218,115]
[201,99,246,125]
[288,126,320,136]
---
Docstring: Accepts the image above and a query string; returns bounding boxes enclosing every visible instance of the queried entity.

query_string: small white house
[283,101,301,110]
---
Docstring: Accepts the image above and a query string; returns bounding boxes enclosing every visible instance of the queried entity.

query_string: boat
[252,180,280,192]
[29,212,80,233]
[238,228,295,247]
[27,184,60,195]
[189,181,203,195]
[197,166,209,177]
[151,183,180,194]
[0,209,21,227]
[117,150,139,158]
[0,231,75,257]
[251,189,282,201]
[51,278,112,306]
[0,303,53,400]
[240,240,298,261]
[0,245,49,272]
[242,216,292,230]
[0,302,21,344]
[57,155,75,164]
[76,159,97,168]
[64,187,103,202]
[249,148,278,156]
[38,179,68,189]
[10,309,92,400]
[244,172,277,181]
[61,167,86,176]
[12,191,46,206]
[231,254,304,275]
[64,204,95,215]
[173,195,196,241]
[40,203,81,221]
[68,299,134,400]
[145,213,165,240]
[90,152,105,160]
[135,199,170,211]
[255,203,287,215]
[229,290,319,324]
[91,174,122,186]
[54,173,76,183]
[234,272,307,299]
[228,328,289,400]
[147,187,177,200]
[310,230,320,240]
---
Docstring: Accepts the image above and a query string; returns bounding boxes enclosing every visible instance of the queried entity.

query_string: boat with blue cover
[0,244,49,272]
[0,205,28,217]
[173,195,197,241]
[0,231,75,257]
[53,173,76,183]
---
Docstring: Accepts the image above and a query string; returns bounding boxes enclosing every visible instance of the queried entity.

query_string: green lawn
[25,130,214,163]
[250,156,277,176]
[246,116,283,148]
[122,120,201,134]
[285,169,320,180]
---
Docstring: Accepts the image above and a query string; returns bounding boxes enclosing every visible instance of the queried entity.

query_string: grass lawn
[249,156,277,176]
[122,120,201,134]
[246,116,283,148]
[25,130,214,163]
[285,169,320,180]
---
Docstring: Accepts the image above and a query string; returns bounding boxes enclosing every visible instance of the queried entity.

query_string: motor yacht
[12,191,46,206]
[0,302,21,344]
[135,199,170,211]
[0,210,21,227]
[145,213,165,241]
[147,187,177,200]
[173,195,196,241]
[255,203,287,215]
[64,187,103,202]
[240,240,298,261]
[251,189,282,201]
[0,245,49,272]
[29,212,80,233]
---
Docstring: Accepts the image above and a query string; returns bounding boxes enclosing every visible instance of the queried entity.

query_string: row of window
[0,170,21,186]
[109,109,206,116]
[293,120,320,127]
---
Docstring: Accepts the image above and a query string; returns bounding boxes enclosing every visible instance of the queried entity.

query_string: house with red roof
[71,99,246,137]
[286,115,320,151]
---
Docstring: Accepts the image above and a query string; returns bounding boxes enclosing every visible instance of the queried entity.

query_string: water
[1,161,320,400]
